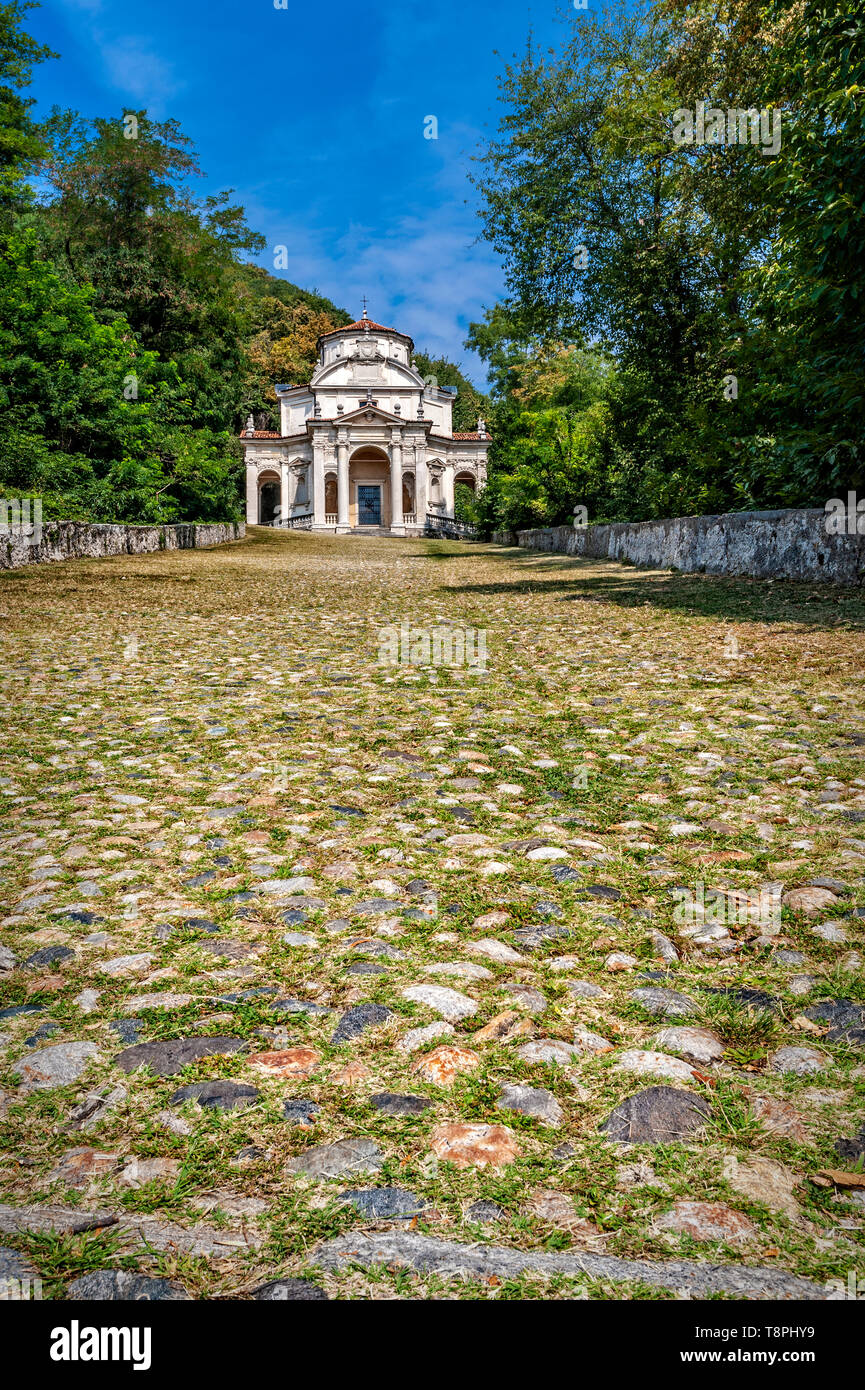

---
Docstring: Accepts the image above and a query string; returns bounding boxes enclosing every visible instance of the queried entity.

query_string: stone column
[246,457,258,524]
[312,438,326,529]
[414,446,428,528]
[389,430,404,534]
[443,463,455,518]
[279,460,289,527]
[337,432,350,533]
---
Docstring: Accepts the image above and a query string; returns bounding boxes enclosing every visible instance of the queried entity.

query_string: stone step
[311,1231,826,1299]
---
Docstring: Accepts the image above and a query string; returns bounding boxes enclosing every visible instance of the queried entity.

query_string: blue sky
[28,0,568,386]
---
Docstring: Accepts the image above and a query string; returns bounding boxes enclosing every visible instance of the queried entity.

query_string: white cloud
[99,35,184,109]
[241,193,501,386]
[51,0,500,383]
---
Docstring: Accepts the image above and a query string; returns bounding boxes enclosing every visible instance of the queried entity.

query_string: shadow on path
[434,546,865,631]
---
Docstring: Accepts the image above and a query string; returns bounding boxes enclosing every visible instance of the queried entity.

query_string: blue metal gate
[357,485,382,525]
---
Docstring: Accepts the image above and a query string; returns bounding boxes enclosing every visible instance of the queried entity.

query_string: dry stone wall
[1,520,245,571]
[502,509,865,584]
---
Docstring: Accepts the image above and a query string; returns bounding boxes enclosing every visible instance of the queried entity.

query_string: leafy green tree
[470,0,865,521]
[0,231,238,521]
[412,350,489,432]
[741,0,865,496]
[241,288,349,430]
[0,0,53,210]
[469,1,748,517]
[465,301,548,521]
[467,303,621,530]
[36,109,265,432]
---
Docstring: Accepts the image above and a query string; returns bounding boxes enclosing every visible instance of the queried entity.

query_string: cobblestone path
[0,528,863,1300]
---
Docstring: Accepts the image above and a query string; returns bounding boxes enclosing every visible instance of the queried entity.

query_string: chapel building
[241,309,489,534]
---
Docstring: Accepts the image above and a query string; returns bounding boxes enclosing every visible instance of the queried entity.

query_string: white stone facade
[242,312,489,534]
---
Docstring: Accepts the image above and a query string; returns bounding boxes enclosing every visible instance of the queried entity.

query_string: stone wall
[1,520,245,571]
[504,509,865,584]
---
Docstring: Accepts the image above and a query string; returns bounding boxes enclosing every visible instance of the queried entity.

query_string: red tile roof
[320,319,403,337]
[242,428,490,441]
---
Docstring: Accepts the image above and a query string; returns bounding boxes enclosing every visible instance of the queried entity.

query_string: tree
[0,231,239,521]
[412,350,489,432]
[742,0,865,496]
[470,0,862,520]
[242,295,348,429]
[0,0,53,209]
[470,2,750,516]
[36,109,265,432]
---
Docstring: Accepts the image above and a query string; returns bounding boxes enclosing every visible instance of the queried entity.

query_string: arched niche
[257,469,281,525]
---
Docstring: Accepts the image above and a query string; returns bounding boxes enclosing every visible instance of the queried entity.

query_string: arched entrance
[349,446,390,527]
[454,471,476,525]
[258,470,280,524]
